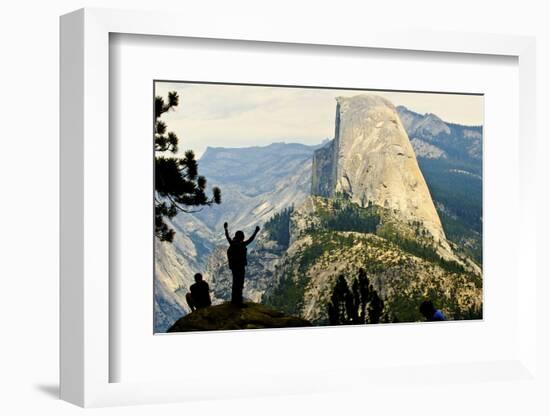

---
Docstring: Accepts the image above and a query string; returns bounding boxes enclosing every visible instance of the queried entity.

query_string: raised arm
[245,226,260,245]
[224,222,232,243]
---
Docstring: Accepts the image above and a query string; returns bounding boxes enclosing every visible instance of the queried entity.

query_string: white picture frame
[60,7,538,408]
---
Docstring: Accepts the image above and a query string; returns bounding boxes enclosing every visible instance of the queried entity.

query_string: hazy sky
[155,82,484,158]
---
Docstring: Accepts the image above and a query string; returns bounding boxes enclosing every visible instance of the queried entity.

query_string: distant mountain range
[194,142,323,233]
[154,100,483,332]
[397,106,482,162]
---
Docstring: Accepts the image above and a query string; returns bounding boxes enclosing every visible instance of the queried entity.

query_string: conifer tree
[155,91,221,242]
[357,268,370,322]
[368,286,384,324]
[328,275,351,325]
[327,268,384,325]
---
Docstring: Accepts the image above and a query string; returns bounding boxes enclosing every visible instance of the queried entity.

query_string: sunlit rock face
[312,94,448,248]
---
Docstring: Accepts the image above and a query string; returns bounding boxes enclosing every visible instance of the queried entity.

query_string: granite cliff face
[312,95,448,250]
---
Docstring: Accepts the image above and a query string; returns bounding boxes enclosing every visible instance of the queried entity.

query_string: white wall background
[0,0,548,415]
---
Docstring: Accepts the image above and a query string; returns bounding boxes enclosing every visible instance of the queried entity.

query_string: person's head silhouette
[419,300,436,320]
[234,230,245,242]
[194,273,203,283]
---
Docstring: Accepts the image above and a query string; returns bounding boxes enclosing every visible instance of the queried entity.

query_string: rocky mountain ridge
[262,196,482,323]
[396,105,482,162]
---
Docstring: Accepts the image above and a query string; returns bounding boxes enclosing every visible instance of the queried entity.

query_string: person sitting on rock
[419,300,446,322]
[224,222,260,306]
[185,273,212,311]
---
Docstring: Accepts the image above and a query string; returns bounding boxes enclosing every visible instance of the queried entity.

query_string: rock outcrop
[312,94,449,250]
[167,302,312,332]
[410,138,447,159]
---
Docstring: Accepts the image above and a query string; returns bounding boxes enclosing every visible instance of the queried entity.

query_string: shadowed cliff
[167,302,312,332]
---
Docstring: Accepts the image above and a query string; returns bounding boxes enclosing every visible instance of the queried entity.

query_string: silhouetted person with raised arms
[185,273,211,311]
[419,300,446,322]
[224,222,260,306]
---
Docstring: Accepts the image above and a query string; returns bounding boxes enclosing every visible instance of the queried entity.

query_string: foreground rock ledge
[167,302,312,332]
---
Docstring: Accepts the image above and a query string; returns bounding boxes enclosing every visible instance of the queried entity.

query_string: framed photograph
[60,8,538,408]
[152,81,484,335]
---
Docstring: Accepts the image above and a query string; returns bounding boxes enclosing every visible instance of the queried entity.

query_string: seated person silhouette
[419,300,446,321]
[185,273,212,312]
[224,222,260,306]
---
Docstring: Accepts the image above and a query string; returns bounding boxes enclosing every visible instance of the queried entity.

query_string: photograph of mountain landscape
[154,81,483,333]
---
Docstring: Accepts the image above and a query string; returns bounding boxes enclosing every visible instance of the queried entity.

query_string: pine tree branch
[165,194,206,214]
